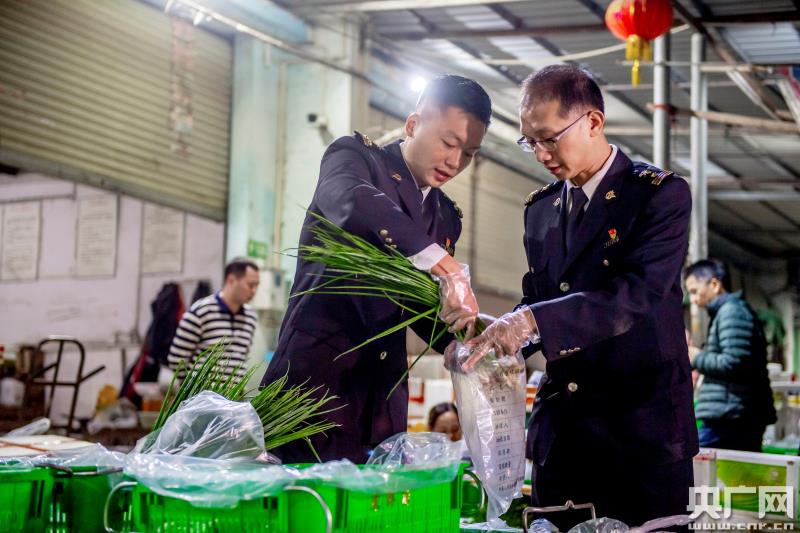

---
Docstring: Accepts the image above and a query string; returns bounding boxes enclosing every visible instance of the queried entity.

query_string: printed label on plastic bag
[451,343,527,522]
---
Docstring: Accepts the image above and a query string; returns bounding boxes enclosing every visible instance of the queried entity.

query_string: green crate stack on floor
[0,465,53,533]
[48,466,122,533]
[104,480,290,533]
[286,463,466,533]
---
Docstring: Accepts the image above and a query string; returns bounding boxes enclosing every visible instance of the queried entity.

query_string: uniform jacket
[262,133,461,463]
[520,148,699,467]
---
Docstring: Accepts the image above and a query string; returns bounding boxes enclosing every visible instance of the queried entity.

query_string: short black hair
[684,259,731,292]
[224,257,258,280]
[520,64,604,117]
[427,402,458,430]
[417,74,492,126]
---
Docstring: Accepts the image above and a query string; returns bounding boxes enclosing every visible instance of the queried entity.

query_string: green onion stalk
[153,342,340,458]
[293,213,486,397]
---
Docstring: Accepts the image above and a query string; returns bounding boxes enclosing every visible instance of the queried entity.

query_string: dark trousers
[698,419,764,452]
[531,446,694,531]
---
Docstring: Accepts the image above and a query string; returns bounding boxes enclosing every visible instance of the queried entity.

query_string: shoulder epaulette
[441,192,463,219]
[353,130,378,149]
[634,165,674,186]
[525,181,560,206]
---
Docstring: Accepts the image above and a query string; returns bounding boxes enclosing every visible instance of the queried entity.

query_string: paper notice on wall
[76,196,118,277]
[1,201,41,281]
[141,203,184,274]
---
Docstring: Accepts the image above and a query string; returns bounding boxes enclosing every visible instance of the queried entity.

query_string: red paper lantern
[605,0,673,86]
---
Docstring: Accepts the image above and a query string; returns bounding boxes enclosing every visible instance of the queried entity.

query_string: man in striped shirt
[167,258,260,377]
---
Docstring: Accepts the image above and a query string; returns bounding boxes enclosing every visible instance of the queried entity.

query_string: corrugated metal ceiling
[285,0,800,261]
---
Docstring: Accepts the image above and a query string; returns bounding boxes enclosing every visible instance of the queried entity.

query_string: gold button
[559,282,570,292]
[559,349,568,356]
[602,259,609,266]
[379,351,388,360]
[379,229,389,237]
[389,244,397,249]
[385,237,393,244]
[567,382,578,392]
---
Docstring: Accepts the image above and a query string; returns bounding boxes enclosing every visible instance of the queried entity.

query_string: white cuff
[407,244,449,272]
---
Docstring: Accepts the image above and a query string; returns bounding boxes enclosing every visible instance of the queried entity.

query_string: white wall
[0,172,225,426]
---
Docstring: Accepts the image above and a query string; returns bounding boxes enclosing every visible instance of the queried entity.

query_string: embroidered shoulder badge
[525,182,557,206]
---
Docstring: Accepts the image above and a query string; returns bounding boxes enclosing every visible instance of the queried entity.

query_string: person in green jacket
[684,259,777,451]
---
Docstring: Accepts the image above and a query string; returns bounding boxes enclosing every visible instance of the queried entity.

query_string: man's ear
[588,109,605,137]
[405,112,419,138]
[710,278,723,295]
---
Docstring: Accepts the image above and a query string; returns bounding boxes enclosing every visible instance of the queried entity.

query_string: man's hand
[433,256,479,339]
[461,307,538,371]
[688,345,701,364]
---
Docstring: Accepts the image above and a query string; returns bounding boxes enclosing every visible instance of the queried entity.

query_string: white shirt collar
[567,144,618,209]
[399,140,432,203]
[419,185,431,202]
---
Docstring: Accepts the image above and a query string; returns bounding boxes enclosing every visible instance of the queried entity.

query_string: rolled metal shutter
[0,0,232,220]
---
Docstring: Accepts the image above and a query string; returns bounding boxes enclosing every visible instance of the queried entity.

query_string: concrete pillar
[689,32,709,345]
[653,33,671,169]
[225,20,368,375]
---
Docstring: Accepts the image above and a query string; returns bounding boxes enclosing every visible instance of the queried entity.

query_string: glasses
[517,112,591,153]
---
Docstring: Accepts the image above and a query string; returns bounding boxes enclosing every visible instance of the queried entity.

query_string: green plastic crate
[0,466,53,533]
[461,469,486,522]
[287,463,465,533]
[762,445,798,456]
[716,459,787,514]
[104,480,291,533]
[49,465,122,533]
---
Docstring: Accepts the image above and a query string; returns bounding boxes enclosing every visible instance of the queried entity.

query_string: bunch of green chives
[153,342,339,456]
[295,213,485,396]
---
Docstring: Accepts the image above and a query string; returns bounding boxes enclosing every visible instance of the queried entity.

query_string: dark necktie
[565,187,588,252]
[420,191,434,232]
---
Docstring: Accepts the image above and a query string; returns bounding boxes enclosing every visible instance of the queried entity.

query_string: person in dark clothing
[460,64,698,529]
[685,259,777,451]
[261,75,491,464]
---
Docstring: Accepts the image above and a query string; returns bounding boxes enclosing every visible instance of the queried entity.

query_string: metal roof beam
[710,191,800,201]
[672,1,785,120]
[289,0,531,13]
[384,23,608,41]
[698,11,800,25]
[646,104,800,134]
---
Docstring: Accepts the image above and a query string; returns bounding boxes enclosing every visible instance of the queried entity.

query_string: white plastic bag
[134,390,266,461]
[124,454,299,507]
[300,432,462,494]
[451,343,527,523]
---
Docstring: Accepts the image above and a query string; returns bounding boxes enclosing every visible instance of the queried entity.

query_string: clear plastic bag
[529,518,560,532]
[300,432,461,494]
[451,342,527,523]
[367,431,461,470]
[567,513,692,533]
[568,517,629,533]
[133,390,265,461]
[124,453,300,507]
[0,441,124,471]
[630,515,693,532]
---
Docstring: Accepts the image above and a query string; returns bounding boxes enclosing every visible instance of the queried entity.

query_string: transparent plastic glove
[443,340,459,372]
[477,312,496,328]
[462,307,538,372]
[444,314,495,372]
[436,264,479,339]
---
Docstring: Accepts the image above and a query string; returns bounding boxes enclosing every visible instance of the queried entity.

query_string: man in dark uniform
[263,75,491,464]
[463,65,698,528]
